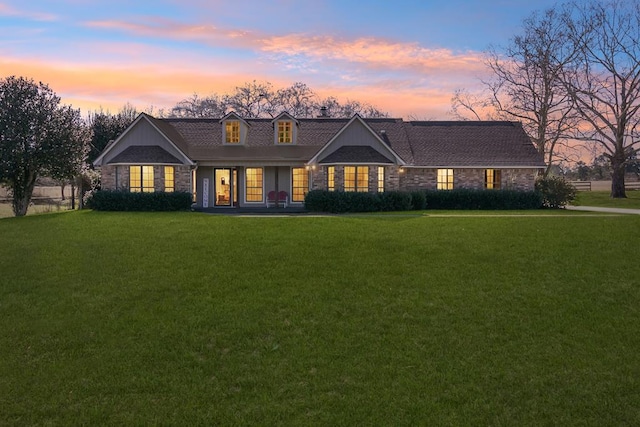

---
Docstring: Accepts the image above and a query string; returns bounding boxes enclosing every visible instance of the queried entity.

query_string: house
[93,111,545,209]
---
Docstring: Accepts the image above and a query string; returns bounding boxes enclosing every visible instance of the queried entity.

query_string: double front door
[214,168,237,206]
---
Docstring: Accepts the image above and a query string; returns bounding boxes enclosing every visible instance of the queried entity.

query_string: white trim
[400,165,544,169]
[307,114,406,166]
[101,162,183,166]
[219,111,251,127]
[317,162,395,166]
[93,113,194,167]
[270,112,299,126]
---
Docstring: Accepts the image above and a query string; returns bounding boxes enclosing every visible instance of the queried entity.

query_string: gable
[109,146,182,164]
[94,114,193,166]
[310,116,405,165]
[319,146,394,164]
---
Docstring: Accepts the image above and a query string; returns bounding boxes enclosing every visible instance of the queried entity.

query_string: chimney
[318,106,328,117]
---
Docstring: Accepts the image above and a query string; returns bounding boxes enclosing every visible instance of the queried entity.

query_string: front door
[214,168,236,206]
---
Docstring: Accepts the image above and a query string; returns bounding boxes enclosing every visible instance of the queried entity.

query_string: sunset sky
[1,0,561,119]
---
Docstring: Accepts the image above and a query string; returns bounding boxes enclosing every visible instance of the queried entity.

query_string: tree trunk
[610,154,627,198]
[71,182,76,210]
[11,172,37,217]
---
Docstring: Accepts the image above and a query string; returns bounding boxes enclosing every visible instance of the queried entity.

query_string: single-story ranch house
[93,111,545,209]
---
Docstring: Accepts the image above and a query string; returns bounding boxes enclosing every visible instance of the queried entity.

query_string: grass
[573,190,640,209]
[0,200,73,218]
[1,211,639,425]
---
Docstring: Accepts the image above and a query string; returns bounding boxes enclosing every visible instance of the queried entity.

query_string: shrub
[423,189,542,210]
[410,191,427,210]
[378,191,413,212]
[535,176,577,208]
[304,190,378,213]
[86,190,193,211]
[305,189,540,212]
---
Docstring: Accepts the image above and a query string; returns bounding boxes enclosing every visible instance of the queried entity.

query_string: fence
[569,181,640,191]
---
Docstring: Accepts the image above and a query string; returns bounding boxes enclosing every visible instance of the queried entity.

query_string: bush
[304,189,541,212]
[410,191,427,210]
[86,190,193,211]
[378,191,413,212]
[535,176,577,208]
[423,189,542,210]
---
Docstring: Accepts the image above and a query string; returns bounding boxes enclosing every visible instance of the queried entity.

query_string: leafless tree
[167,82,388,119]
[170,93,227,118]
[452,7,579,176]
[561,0,640,197]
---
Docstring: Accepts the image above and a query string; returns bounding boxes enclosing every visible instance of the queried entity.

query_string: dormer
[220,112,249,145]
[271,112,299,145]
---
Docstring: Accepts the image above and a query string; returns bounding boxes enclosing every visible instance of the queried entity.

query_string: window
[437,168,454,190]
[327,166,335,191]
[378,166,385,192]
[130,165,154,192]
[292,168,309,202]
[485,169,501,189]
[245,168,263,202]
[164,166,175,192]
[225,121,240,143]
[277,121,292,143]
[344,166,369,192]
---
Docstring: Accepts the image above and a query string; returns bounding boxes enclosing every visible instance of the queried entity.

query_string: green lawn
[574,190,640,209]
[0,200,73,218]
[1,211,639,425]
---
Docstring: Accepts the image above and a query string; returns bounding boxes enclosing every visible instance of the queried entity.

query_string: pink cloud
[0,2,58,21]
[83,17,487,79]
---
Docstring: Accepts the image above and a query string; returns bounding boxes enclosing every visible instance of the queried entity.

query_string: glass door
[214,169,231,206]
[214,168,237,207]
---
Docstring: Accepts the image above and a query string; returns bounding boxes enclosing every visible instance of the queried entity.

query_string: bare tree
[452,7,578,176]
[449,88,497,121]
[275,82,317,117]
[225,80,277,118]
[562,0,640,197]
[166,82,389,119]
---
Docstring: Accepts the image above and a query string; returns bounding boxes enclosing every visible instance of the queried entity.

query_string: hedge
[423,189,543,210]
[86,190,193,211]
[304,190,412,213]
[305,189,542,213]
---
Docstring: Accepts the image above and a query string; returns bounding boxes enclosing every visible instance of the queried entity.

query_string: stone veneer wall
[98,165,192,192]
[400,168,538,191]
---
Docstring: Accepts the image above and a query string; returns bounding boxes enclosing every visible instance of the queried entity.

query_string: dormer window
[277,121,292,143]
[225,121,240,143]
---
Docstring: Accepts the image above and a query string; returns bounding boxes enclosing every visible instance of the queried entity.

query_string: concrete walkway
[566,205,640,215]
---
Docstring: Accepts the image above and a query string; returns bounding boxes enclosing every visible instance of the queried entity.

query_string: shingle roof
[108,145,182,164]
[320,146,395,164]
[404,121,545,167]
[143,116,544,168]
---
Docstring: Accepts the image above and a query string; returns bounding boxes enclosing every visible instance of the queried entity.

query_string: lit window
[378,166,385,192]
[165,166,175,192]
[292,168,309,202]
[245,168,263,202]
[327,166,335,191]
[485,169,501,189]
[225,121,240,143]
[344,166,369,192]
[277,121,292,143]
[130,165,154,192]
[437,169,454,190]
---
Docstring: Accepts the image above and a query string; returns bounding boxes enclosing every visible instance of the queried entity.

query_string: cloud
[83,16,487,80]
[0,2,58,21]
[2,13,490,119]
